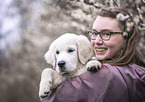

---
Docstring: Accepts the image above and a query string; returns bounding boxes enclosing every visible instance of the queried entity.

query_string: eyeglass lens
[88,31,111,40]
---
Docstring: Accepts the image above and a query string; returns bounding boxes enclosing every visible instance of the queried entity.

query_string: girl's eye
[103,33,110,36]
[56,50,59,54]
[102,31,110,36]
[92,32,98,35]
[68,48,75,53]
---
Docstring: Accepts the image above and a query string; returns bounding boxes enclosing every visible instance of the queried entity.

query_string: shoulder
[115,63,145,81]
[80,64,130,102]
[82,64,127,85]
[103,63,145,80]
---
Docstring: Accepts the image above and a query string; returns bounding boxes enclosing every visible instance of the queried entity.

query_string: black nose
[58,61,66,68]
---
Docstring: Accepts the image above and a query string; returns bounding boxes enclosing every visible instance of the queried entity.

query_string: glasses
[88,30,123,41]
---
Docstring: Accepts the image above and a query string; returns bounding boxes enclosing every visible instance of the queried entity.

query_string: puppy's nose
[58,61,66,68]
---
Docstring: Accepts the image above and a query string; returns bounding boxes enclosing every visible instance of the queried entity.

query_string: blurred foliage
[0,0,144,102]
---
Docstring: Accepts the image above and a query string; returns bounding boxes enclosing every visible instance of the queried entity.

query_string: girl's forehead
[92,16,121,32]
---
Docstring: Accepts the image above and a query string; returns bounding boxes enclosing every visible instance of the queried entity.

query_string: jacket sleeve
[40,64,134,102]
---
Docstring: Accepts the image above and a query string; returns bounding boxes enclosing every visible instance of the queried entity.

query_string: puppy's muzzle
[58,61,66,71]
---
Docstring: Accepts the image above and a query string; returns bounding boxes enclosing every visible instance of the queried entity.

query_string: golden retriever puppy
[39,33,101,98]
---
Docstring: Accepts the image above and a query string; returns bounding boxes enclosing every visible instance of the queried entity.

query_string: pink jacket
[40,64,145,102]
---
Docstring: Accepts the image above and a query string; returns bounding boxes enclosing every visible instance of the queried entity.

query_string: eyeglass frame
[88,29,123,41]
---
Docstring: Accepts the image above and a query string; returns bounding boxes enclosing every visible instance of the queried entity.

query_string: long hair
[98,7,145,67]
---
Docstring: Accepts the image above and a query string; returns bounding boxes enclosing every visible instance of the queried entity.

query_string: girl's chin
[95,52,107,61]
[95,55,106,61]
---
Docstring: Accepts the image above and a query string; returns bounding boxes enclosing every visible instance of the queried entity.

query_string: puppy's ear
[77,35,93,65]
[44,42,56,68]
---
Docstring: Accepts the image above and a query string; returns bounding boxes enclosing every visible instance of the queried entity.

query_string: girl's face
[91,16,125,61]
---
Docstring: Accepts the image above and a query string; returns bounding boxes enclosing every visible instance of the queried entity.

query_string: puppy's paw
[39,83,51,98]
[40,91,50,98]
[87,60,102,72]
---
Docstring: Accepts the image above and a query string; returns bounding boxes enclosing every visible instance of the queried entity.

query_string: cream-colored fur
[39,33,101,98]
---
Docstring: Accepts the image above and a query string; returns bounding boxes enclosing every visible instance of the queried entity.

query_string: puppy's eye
[68,48,75,53]
[56,50,59,54]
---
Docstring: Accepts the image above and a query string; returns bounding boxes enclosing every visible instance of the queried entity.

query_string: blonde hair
[98,7,145,67]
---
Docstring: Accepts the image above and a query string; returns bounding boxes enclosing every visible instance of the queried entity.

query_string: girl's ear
[77,35,93,65]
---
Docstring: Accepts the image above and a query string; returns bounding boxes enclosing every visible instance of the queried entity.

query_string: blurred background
[0,0,144,102]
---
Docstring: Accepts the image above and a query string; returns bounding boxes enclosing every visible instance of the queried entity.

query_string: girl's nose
[95,35,103,44]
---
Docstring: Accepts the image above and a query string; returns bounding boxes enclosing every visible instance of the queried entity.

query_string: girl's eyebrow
[91,29,98,32]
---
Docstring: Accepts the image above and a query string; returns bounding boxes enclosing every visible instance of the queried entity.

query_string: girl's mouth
[95,47,108,54]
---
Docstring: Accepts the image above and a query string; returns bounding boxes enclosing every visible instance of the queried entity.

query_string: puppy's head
[44,33,93,74]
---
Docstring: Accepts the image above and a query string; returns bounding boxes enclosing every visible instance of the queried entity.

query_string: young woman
[40,7,145,102]
[90,7,145,67]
